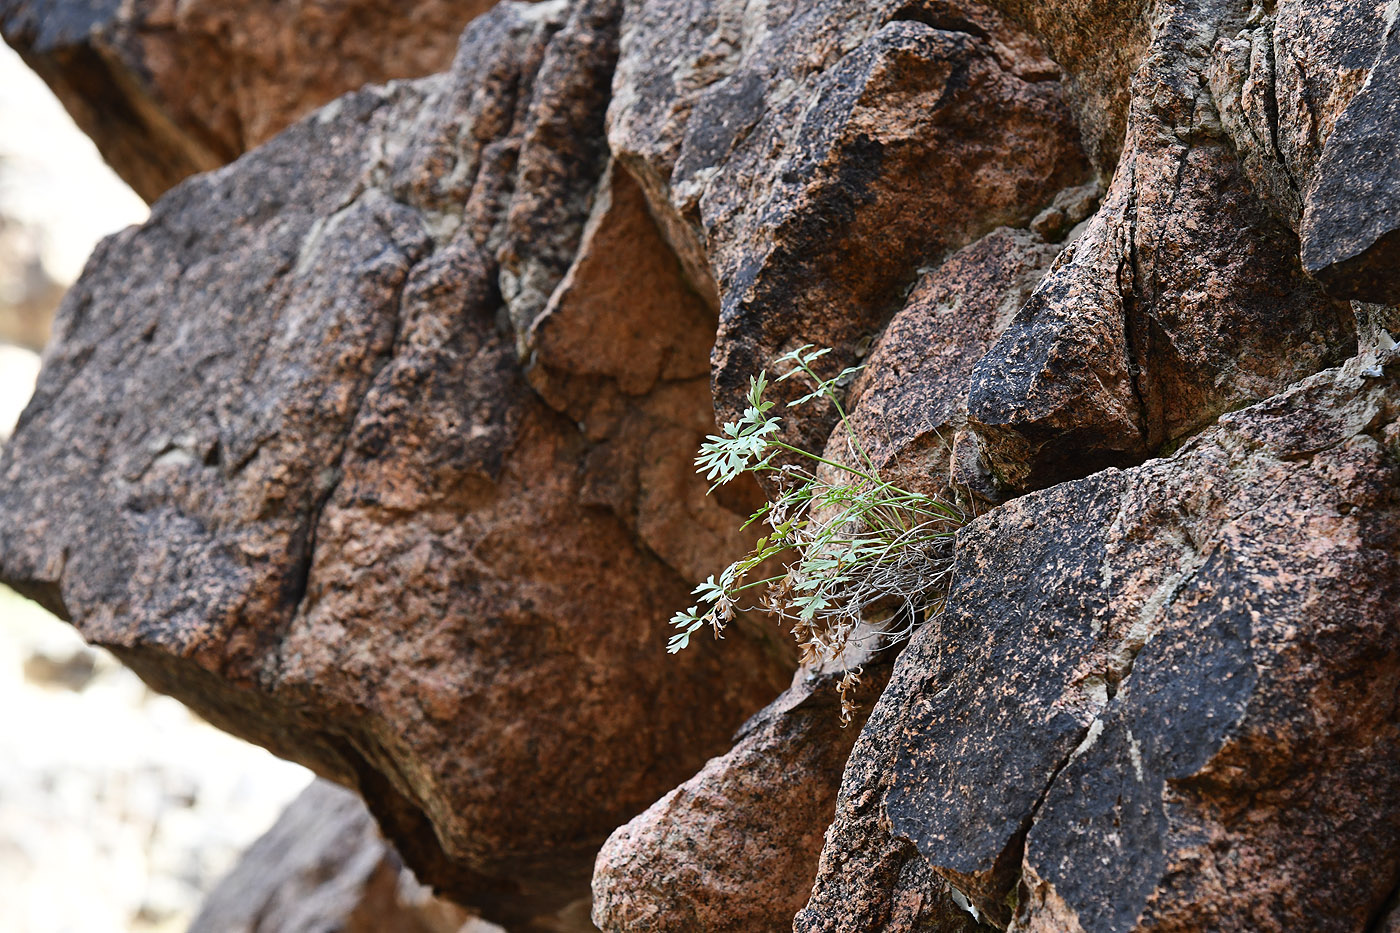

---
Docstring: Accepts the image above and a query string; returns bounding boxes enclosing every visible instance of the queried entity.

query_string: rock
[802,353,1400,932]
[955,1,1400,494]
[989,0,1400,305]
[794,668,993,933]
[5,0,1400,927]
[1221,0,1400,302]
[980,0,1154,172]
[591,664,891,933]
[588,229,1069,933]
[523,160,776,594]
[498,0,620,348]
[1238,0,1390,222]
[833,225,1063,502]
[0,0,542,200]
[1298,17,1400,303]
[966,5,1358,494]
[608,0,1090,463]
[0,3,790,924]
[1377,891,1400,933]
[1027,182,1101,242]
[188,779,480,933]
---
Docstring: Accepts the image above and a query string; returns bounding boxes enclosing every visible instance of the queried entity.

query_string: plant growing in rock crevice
[669,346,965,721]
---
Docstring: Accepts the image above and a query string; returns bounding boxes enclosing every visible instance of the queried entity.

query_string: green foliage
[670,346,965,720]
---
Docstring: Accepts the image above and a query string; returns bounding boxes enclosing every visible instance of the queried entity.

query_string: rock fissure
[1257,25,1303,200]
[1119,177,1153,452]
[280,218,430,626]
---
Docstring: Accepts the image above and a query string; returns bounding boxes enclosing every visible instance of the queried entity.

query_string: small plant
[669,345,964,722]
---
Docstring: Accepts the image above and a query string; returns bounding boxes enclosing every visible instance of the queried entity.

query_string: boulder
[801,352,1400,932]
[591,665,892,933]
[188,779,480,933]
[0,3,790,924]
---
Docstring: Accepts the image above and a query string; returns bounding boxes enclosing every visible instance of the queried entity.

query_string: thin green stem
[771,441,884,485]
[730,574,788,594]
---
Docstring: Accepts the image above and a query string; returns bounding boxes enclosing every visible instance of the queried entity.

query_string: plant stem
[771,441,884,486]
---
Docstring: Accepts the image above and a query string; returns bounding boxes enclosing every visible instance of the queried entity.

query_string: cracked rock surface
[1,0,1399,929]
[0,3,791,924]
[591,663,896,933]
[802,354,1400,932]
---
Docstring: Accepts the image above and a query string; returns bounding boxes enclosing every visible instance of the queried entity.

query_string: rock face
[836,225,1067,501]
[0,0,539,200]
[1298,16,1400,303]
[801,354,1400,932]
[3,0,1400,930]
[608,0,1090,462]
[964,0,1366,495]
[0,3,791,924]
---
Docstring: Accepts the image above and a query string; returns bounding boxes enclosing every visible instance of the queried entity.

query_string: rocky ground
[0,0,1398,931]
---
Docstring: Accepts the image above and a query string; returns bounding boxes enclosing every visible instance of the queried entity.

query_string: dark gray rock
[802,354,1400,932]
[1301,21,1400,303]
[188,779,475,933]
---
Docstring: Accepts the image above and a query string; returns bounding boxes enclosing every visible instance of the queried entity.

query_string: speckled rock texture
[964,0,1369,495]
[0,2,792,924]
[835,225,1067,502]
[2,0,1400,929]
[608,0,1090,465]
[0,0,541,200]
[802,352,1400,932]
[591,664,893,933]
